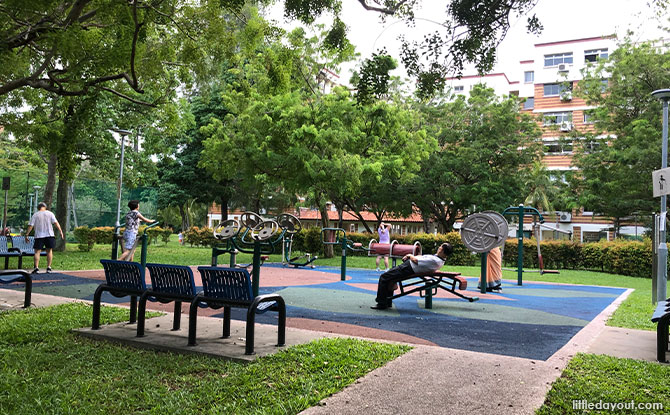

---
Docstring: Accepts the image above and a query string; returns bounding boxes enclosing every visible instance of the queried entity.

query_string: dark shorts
[34,237,56,250]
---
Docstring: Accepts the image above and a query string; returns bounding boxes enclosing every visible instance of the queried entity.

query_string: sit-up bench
[652,299,670,362]
[390,271,479,309]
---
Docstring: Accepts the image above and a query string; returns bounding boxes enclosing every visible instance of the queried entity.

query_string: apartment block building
[446,35,644,241]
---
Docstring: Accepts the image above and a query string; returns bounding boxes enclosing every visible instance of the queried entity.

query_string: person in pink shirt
[376,222,391,271]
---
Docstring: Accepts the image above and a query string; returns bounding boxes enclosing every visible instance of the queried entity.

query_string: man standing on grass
[25,202,64,274]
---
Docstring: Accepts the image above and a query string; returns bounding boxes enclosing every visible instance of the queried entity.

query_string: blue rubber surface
[8,264,626,360]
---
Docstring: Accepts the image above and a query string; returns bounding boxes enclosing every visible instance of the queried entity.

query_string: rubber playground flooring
[7,263,626,361]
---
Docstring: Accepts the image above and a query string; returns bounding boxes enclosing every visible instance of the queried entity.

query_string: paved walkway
[0,283,662,414]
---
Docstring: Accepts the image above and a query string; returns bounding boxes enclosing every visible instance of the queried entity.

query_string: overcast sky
[268,0,669,85]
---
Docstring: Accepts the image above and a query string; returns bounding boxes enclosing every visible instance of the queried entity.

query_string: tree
[523,160,555,212]
[572,36,670,235]
[406,85,542,231]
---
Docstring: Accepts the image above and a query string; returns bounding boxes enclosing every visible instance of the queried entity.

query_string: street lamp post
[653,89,670,303]
[33,185,40,206]
[110,128,132,260]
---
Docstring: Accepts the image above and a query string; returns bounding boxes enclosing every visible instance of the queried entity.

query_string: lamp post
[33,185,40,206]
[653,89,670,303]
[110,128,131,259]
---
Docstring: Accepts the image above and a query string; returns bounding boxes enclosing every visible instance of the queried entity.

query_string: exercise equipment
[278,213,318,268]
[321,228,368,281]
[460,211,508,293]
[111,221,161,275]
[367,240,422,267]
[501,205,544,285]
[211,211,298,296]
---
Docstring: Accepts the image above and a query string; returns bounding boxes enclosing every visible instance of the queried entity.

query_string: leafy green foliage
[0,303,410,414]
[407,85,542,231]
[572,35,670,231]
[353,50,398,105]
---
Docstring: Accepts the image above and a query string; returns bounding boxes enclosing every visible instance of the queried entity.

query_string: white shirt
[29,210,58,238]
[409,254,445,274]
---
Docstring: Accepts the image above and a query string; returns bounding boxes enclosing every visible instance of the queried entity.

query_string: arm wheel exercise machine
[278,213,318,268]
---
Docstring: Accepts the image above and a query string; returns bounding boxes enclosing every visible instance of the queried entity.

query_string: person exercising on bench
[372,242,453,310]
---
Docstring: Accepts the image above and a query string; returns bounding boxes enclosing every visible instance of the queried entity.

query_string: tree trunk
[43,153,58,208]
[54,178,69,251]
[179,204,189,231]
[319,203,333,258]
[219,198,229,224]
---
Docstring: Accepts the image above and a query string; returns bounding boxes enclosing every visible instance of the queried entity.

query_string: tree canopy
[571,35,670,233]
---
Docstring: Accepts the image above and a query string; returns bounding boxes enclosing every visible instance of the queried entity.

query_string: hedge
[288,230,654,278]
[73,225,173,252]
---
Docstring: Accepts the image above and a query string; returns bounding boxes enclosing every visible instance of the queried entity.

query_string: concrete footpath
[0,286,661,415]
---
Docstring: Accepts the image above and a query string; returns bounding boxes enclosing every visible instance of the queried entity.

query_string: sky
[268,0,669,85]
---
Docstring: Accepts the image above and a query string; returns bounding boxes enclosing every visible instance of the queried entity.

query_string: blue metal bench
[652,299,670,362]
[92,260,146,329]
[0,236,22,269]
[0,269,31,308]
[189,266,286,355]
[11,236,47,266]
[136,263,198,337]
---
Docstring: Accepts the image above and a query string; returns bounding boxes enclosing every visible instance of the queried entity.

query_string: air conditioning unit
[559,212,572,223]
[559,121,573,132]
[560,91,572,101]
[558,64,567,71]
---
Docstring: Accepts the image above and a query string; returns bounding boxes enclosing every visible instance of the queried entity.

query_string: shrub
[73,226,94,252]
[184,226,217,247]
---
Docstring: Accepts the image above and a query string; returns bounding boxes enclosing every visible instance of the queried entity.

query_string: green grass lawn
[537,353,670,414]
[0,303,410,415]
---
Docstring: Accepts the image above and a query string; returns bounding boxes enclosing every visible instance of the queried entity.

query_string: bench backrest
[0,236,9,254]
[100,259,146,291]
[197,266,253,302]
[146,263,196,296]
[12,236,34,254]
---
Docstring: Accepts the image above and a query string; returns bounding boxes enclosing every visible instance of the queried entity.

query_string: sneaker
[384,268,389,272]
[46,267,53,273]
[31,268,39,274]
[376,268,380,272]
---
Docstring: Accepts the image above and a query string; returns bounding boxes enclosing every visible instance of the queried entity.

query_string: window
[543,82,572,97]
[523,97,534,110]
[600,79,608,92]
[584,48,608,62]
[454,85,464,93]
[583,110,595,124]
[544,140,573,154]
[544,52,573,67]
[350,224,356,233]
[543,111,572,126]
[524,71,534,83]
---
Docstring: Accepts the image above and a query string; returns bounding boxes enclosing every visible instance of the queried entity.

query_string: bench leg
[173,301,181,331]
[658,317,669,362]
[188,299,199,346]
[92,286,106,330]
[245,307,256,355]
[129,296,137,324]
[23,275,32,308]
[4,256,8,270]
[137,294,149,337]
[18,255,22,270]
[277,298,286,347]
[222,306,231,338]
